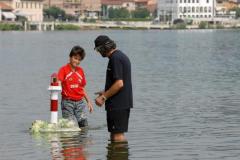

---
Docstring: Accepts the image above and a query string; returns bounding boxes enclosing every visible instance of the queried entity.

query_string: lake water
[1,29,240,160]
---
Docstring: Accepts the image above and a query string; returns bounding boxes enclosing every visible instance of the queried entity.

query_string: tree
[108,7,130,19]
[235,8,240,18]
[131,8,150,18]
[44,6,66,20]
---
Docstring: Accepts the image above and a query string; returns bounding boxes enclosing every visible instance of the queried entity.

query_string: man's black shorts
[107,109,130,133]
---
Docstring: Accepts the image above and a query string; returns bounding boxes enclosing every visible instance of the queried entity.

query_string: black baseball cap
[94,35,112,49]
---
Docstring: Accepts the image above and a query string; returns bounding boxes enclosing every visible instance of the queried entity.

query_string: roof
[101,0,134,5]
[0,2,12,10]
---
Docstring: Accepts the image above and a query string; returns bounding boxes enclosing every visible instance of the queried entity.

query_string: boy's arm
[84,89,93,113]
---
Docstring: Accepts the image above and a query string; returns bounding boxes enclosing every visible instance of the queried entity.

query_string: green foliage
[231,7,240,18]
[0,23,23,31]
[16,16,27,22]
[105,18,152,21]
[65,14,77,21]
[55,24,80,30]
[172,23,186,29]
[199,21,208,29]
[216,24,224,29]
[44,6,66,20]
[132,8,150,18]
[82,18,96,23]
[108,7,130,19]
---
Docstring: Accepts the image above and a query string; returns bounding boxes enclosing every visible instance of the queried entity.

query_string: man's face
[69,55,81,68]
[95,46,108,57]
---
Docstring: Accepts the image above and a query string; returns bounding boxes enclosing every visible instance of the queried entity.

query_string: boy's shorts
[106,109,130,133]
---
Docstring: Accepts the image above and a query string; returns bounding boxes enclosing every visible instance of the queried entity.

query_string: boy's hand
[87,102,93,113]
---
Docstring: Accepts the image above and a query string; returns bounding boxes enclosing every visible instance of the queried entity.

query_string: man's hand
[94,90,104,96]
[95,95,106,107]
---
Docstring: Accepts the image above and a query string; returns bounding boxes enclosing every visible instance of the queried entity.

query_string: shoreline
[1,21,240,31]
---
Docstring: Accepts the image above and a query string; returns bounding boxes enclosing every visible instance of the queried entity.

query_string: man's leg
[110,133,126,142]
[107,109,130,142]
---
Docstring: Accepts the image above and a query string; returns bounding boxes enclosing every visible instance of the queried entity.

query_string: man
[94,35,133,142]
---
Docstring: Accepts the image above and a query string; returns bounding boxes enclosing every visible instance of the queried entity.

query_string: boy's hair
[69,46,85,60]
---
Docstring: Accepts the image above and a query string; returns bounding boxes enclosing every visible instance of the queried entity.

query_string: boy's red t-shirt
[58,63,86,101]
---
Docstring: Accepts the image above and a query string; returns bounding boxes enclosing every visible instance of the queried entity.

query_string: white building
[158,0,216,23]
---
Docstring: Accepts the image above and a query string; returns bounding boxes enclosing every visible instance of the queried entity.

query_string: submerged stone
[30,118,81,133]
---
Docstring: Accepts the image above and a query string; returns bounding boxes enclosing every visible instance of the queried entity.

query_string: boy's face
[69,55,81,68]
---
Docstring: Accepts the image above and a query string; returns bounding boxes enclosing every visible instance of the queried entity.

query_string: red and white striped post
[48,73,62,124]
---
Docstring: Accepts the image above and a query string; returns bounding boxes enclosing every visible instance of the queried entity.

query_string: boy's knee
[78,119,88,127]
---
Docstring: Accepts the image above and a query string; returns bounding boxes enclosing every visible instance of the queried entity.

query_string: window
[192,0,195,2]
[208,7,211,12]
[196,7,199,13]
[184,7,187,13]
[200,7,203,13]
[204,7,207,12]
[192,7,195,13]
[188,7,191,12]
[207,0,209,3]
[179,7,182,12]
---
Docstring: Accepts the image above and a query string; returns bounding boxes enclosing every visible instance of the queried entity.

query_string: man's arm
[95,79,123,107]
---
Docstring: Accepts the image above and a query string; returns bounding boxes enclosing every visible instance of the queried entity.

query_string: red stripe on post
[51,100,58,111]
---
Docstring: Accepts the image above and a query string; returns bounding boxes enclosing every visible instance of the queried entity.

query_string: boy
[58,45,93,128]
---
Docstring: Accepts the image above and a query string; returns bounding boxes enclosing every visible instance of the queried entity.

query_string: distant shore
[1,20,240,31]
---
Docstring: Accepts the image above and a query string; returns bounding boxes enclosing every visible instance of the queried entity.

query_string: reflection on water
[106,141,129,160]
[31,130,90,160]
[31,131,130,160]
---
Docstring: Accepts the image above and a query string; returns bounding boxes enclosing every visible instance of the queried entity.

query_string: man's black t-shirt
[105,50,133,111]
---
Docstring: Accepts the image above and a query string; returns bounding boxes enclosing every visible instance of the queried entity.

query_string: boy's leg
[61,99,75,121]
[75,100,88,127]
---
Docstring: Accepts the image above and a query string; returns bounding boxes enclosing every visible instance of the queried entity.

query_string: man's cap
[94,35,112,49]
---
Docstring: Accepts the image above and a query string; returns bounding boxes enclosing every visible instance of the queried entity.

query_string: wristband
[102,95,107,101]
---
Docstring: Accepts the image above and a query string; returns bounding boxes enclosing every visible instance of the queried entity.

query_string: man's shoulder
[112,50,128,59]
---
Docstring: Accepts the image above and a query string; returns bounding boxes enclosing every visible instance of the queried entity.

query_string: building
[2,0,43,22]
[0,2,15,21]
[101,0,157,18]
[43,0,101,19]
[158,0,216,23]
[215,1,238,18]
